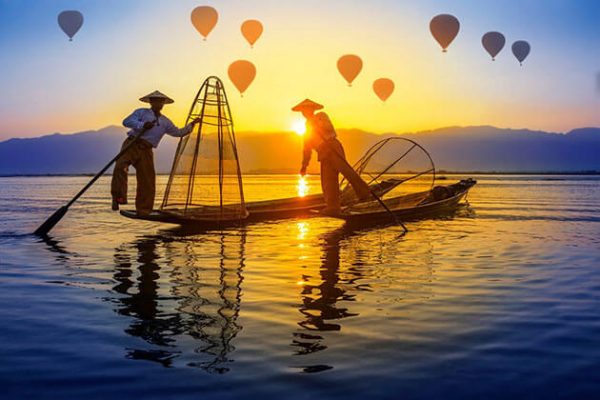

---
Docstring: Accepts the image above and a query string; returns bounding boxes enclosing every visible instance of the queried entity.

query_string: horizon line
[3,123,600,141]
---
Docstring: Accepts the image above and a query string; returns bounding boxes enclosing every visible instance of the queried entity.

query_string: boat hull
[340,188,470,227]
[120,179,476,228]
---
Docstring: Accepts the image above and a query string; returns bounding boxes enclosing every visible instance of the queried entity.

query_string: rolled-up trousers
[110,137,155,216]
[319,139,370,211]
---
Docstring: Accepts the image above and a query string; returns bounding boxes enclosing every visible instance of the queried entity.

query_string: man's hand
[300,166,307,176]
[192,117,201,125]
[143,121,155,130]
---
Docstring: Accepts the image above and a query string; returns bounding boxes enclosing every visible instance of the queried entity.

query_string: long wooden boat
[120,179,476,227]
[338,178,476,226]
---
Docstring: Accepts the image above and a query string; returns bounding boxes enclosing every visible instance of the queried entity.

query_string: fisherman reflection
[292,227,363,357]
[112,230,245,372]
[113,238,183,368]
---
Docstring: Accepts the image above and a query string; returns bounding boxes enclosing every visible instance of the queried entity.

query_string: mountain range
[1,125,599,175]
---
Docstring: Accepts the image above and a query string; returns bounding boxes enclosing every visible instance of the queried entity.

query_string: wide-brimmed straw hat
[139,90,174,104]
[291,98,323,112]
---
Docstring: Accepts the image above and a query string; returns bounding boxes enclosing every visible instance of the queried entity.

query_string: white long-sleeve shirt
[123,108,194,148]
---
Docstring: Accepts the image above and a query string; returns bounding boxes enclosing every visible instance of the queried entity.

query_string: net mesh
[161,77,247,221]
[342,137,436,210]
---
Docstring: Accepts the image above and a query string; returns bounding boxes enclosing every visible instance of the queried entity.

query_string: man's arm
[164,118,200,137]
[122,109,146,130]
[300,139,312,176]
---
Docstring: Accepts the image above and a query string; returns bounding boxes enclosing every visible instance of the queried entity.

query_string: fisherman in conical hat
[111,90,201,215]
[292,99,371,215]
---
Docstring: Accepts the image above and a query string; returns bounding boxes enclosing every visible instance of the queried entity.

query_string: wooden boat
[119,77,474,230]
[120,179,476,227]
[339,178,476,226]
[119,194,323,226]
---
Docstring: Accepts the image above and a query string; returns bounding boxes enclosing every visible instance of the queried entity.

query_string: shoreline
[1,171,600,178]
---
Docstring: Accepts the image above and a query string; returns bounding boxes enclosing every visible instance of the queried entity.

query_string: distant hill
[1,125,599,175]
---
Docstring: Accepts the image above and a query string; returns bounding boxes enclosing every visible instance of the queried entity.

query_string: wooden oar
[34,125,153,236]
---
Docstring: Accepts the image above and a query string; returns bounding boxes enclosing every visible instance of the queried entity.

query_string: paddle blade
[34,205,69,236]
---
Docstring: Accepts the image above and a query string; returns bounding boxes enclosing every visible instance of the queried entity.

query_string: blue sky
[0,0,599,139]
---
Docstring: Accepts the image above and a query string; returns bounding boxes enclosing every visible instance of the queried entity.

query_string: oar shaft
[34,125,152,236]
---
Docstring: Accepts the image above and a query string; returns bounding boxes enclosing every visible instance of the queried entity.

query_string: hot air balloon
[191,6,218,40]
[57,10,84,41]
[512,40,531,66]
[430,14,460,52]
[482,31,506,61]
[241,19,263,48]
[228,60,256,96]
[337,55,363,87]
[373,78,394,102]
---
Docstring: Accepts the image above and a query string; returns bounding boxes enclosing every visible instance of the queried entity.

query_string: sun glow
[292,119,306,136]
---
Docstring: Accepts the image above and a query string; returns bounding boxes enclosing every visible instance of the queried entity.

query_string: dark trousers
[111,137,155,215]
[319,139,370,211]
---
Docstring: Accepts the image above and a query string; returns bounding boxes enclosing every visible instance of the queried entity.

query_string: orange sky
[0,0,599,140]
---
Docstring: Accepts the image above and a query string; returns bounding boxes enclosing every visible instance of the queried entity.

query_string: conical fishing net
[342,137,436,211]
[161,77,247,221]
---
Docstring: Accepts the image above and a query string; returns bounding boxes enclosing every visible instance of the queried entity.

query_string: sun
[292,119,306,136]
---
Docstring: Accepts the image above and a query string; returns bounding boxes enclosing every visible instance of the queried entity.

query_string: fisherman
[111,90,201,215]
[292,99,371,216]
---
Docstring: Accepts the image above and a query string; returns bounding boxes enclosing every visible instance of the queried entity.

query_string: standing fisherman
[111,90,200,215]
[292,99,371,216]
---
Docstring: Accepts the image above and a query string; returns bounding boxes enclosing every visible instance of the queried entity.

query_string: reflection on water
[111,230,246,373]
[2,175,600,399]
[34,207,463,376]
[293,227,360,360]
[107,224,399,373]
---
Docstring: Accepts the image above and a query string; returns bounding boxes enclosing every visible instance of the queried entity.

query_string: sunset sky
[0,0,599,140]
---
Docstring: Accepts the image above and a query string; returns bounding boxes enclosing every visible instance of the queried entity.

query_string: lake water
[1,175,599,399]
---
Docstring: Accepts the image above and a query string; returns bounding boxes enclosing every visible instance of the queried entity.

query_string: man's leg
[134,145,156,216]
[320,157,341,213]
[328,140,371,201]
[111,138,134,209]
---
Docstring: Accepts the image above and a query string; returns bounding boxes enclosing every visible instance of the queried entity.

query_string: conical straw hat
[139,90,174,104]
[291,98,323,112]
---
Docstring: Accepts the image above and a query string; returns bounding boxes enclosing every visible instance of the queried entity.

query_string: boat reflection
[291,222,437,370]
[112,228,246,373]
[39,213,447,375]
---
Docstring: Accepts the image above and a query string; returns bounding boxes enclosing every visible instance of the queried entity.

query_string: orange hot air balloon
[373,78,395,102]
[241,19,263,48]
[190,6,218,40]
[337,55,363,86]
[430,14,460,52]
[228,60,256,95]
